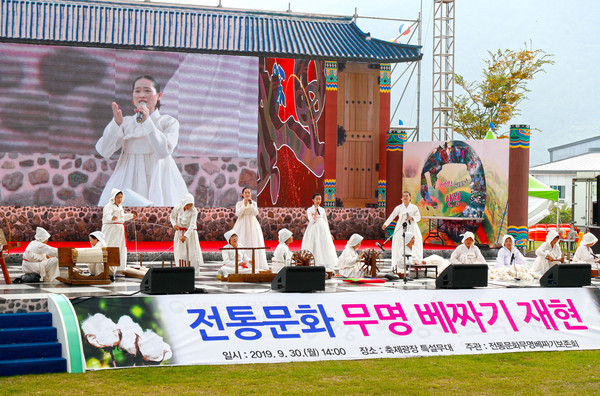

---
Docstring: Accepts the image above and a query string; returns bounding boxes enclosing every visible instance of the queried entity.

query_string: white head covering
[109,188,123,205]
[34,227,51,242]
[502,234,515,247]
[224,230,237,242]
[403,232,415,247]
[346,234,364,248]
[545,229,560,244]
[175,193,195,210]
[461,231,475,244]
[90,231,106,244]
[278,228,293,244]
[582,232,598,247]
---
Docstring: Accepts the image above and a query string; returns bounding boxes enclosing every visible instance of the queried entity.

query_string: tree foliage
[453,46,554,139]
[539,204,572,225]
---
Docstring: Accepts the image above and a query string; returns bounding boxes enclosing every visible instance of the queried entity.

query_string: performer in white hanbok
[102,189,136,274]
[96,75,188,206]
[301,193,338,270]
[233,187,268,271]
[338,234,366,278]
[218,230,253,279]
[87,231,107,277]
[572,232,599,266]
[532,229,563,277]
[450,232,485,264]
[171,193,204,275]
[271,229,293,274]
[382,191,422,271]
[403,232,427,266]
[495,235,527,268]
[22,227,59,282]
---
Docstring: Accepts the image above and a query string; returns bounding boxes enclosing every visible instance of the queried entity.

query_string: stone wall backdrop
[0,206,387,241]
[0,153,257,207]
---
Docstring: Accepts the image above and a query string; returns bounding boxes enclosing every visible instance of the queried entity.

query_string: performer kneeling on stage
[171,193,204,275]
[495,235,527,268]
[572,232,599,265]
[102,189,137,276]
[271,228,293,274]
[218,230,253,279]
[87,231,108,278]
[338,234,366,278]
[532,229,563,277]
[450,231,485,264]
[382,191,422,272]
[22,227,59,282]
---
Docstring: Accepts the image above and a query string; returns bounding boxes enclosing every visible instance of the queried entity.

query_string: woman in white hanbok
[95,76,188,206]
[233,188,268,271]
[338,234,366,278]
[450,232,486,264]
[22,227,59,282]
[495,235,527,268]
[218,230,253,279]
[301,193,338,271]
[532,229,563,277]
[573,232,599,267]
[102,189,136,274]
[271,229,293,274]
[382,191,422,271]
[87,231,107,277]
[171,193,204,276]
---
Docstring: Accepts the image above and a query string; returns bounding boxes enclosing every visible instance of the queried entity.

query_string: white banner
[74,288,600,369]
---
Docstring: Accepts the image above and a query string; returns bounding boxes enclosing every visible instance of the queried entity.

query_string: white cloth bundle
[74,247,105,263]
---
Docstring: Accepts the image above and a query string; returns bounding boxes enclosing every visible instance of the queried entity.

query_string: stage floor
[3,257,600,308]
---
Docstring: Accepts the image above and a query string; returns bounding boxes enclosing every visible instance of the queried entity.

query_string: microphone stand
[402,221,411,284]
[511,252,520,281]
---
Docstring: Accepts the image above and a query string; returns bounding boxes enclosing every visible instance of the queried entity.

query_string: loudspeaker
[140,267,195,295]
[271,266,326,292]
[436,264,488,289]
[540,264,591,287]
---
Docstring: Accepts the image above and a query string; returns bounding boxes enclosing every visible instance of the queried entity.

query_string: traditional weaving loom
[56,246,120,285]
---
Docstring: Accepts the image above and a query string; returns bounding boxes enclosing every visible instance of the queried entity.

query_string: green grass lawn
[2,350,600,395]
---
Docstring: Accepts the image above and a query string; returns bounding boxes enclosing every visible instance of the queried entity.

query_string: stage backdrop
[403,140,509,246]
[72,288,600,369]
[0,42,258,207]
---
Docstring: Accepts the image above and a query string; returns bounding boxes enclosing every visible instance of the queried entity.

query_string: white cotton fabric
[101,188,134,273]
[95,110,188,206]
[383,202,422,271]
[532,229,562,277]
[170,193,204,275]
[233,200,268,270]
[34,227,51,242]
[278,228,293,244]
[22,239,59,282]
[301,205,338,270]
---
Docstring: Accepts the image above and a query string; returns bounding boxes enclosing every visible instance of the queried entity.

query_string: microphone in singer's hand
[135,101,146,123]
[376,242,385,251]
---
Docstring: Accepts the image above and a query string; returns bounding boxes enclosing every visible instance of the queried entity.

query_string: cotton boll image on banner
[74,297,172,369]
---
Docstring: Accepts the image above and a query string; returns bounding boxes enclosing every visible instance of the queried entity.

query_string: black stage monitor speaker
[271,266,326,292]
[140,267,195,295]
[540,264,591,287]
[436,264,488,289]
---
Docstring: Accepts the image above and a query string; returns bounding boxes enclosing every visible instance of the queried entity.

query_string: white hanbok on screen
[233,200,268,271]
[22,227,59,282]
[383,203,422,271]
[301,206,338,270]
[102,189,134,273]
[171,193,204,275]
[96,110,188,206]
